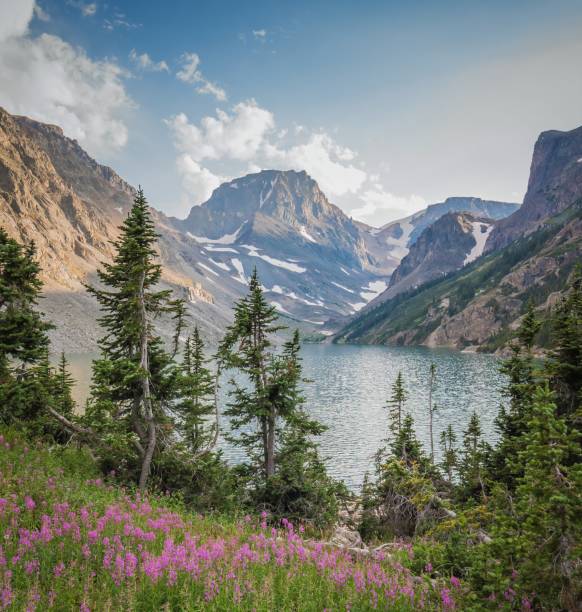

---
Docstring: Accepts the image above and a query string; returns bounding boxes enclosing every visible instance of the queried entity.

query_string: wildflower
[24,496,35,511]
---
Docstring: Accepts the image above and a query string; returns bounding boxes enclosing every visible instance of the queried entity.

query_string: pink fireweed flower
[450,576,461,589]
[24,497,35,511]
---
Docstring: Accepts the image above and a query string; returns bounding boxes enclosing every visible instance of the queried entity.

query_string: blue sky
[2,0,582,224]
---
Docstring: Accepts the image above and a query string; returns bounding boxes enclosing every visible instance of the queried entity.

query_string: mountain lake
[65,344,505,491]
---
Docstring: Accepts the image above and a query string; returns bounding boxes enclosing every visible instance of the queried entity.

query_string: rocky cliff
[487,125,582,251]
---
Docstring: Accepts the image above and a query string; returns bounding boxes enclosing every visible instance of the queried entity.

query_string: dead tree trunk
[138,269,156,491]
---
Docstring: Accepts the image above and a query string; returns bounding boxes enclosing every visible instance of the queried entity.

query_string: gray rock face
[357,197,518,276]
[388,212,493,294]
[487,125,582,251]
[174,170,389,329]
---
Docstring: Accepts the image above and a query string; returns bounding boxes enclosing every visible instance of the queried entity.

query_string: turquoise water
[67,344,506,491]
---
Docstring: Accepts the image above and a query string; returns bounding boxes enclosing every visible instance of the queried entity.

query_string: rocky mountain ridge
[334,124,582,350]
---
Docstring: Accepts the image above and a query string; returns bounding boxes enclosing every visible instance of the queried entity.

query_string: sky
[1,0,582,226]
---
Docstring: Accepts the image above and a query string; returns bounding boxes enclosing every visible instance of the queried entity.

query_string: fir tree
[0,228,52,381]
[0,228,54,427]
[387,371,407,439]
[547,266,582,418]
[458,411,488,500]
[486,385,582,608]
[217,268,284,479]
[176,327,217,455]
[439,424,457,483]
[86,188,184,490]
[53,352,75,418]
[489,302,541,488]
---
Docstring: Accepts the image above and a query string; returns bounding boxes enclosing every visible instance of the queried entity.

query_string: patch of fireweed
[0,430,464,610]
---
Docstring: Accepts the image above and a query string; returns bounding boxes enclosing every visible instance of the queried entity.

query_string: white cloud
[33,3,50,22]
[165,101,274,162]
[350,185,426,225]
[0,0,34,41]
[266,133,366,196]
[165,100,371,210]
[175,154,223,205]
[253,29,267,39]
[176,52,226,102]
[67,1,97,17]
[0,3,132,155]
[129,49,168,72]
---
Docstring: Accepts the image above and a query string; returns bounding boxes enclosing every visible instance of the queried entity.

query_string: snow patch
[340,266,351,276]
[331,281,355,294]
[360,279,388,302]
[204,245,238,253]
[384,218,414,259]
[464,222,493,265]
[208,258,230,272]
[189,224,244,245]
[577,158,582,163]
[299,225,316,243]
[270,301,291,315]
[241,245,306,273]
[198,262,219,277]
[351,302,367,312]
[231,258,247,284]
[259,177,277,207]
[115,207,123,214]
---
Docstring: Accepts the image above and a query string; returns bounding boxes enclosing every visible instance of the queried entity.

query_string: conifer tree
[547,266,582,418]
[489,302,541,488]
[217,268,284,479]
[86,188,184,490]
[486,385,582,608]
[0,228,54,426]
[458,411,488,500]
[177,327,217,454]
[53,352,75,418]
[0,228,52,382]
[391,412,425,467]
[439,424,457,483]
[387,371,407,439]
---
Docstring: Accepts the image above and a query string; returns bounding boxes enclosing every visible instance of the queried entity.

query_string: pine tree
[86,188,184,490]
[0,228,52,382]
[387,371,407,439]
[0,228,54,426]
[439,424,457,483]
[218,268,284,479]
[176,327,216,454]
[458,411,488,500]
[486,385,582,608]
[53,352,75,418]
[547,266,582,418]
[489,302,541,488]
[391,412,425,467]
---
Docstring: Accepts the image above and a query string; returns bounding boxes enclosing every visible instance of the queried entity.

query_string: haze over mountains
[5,104,579,355]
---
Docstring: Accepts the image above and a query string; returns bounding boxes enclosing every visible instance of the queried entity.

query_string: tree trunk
[428,366,435,463]
[266,412,276,478]
[138,269,155,491]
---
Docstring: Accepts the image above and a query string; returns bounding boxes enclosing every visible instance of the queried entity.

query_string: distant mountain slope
[380,212,494,302]
[0,110,391,350]
[0,107,227,351]
[334,202,582,350]
[334,124,582,351]
[358,197,518,274]
[175,170,388,327]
